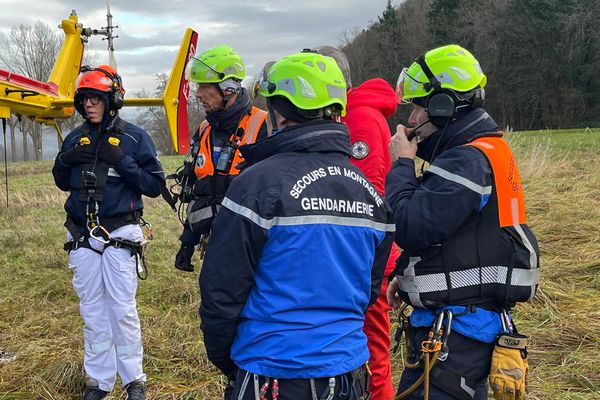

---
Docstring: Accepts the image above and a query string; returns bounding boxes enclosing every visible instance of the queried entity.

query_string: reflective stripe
[398,265,540,293]
[513,223,537,269]
[222,197,395,233]
[405,257,424,308]
[460,378,476,398]
[116,341,142,355]
[187,203,221,225]
[222,197,270,229]
[107,167,121,177]
[513,223,539,302]
[84,339,113,355]
[121,132,139,143]
[246,109,268,143]
[427,165,492,196]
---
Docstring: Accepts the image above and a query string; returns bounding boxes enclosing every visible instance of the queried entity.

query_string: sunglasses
[80,94,102,106]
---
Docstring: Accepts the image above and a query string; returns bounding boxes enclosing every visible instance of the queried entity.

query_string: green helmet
[397,44,487,102]
[258,51,346,114]
[189,45,246,83]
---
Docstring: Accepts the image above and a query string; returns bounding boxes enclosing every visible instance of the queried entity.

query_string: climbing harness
[236,365,370,400]
[65,149,153,279]
[394,308,453,400]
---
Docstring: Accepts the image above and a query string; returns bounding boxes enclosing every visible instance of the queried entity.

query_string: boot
[82,382,108,400]
[125,380,146,400]
[175,243,195,272]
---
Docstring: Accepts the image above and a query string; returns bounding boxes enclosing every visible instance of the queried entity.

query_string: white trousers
[67,224,146,392]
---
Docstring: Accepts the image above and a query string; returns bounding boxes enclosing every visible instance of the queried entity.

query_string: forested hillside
[342,0,600,131]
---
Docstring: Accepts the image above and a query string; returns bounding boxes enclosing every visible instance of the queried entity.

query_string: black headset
[415,56,485,128]
[80,65,125,110]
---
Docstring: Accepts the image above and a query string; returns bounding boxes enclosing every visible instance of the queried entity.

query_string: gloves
[59,144,96,165]
[98,136,125,165]
[489,333,528,400]
[175,244,195,272]
[386,276,403,309]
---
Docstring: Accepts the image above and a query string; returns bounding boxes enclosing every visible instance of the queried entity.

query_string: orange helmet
[74,65,125,116]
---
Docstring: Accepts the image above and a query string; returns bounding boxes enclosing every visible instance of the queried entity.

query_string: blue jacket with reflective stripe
[199,120,395,379]
[52,117,165,230]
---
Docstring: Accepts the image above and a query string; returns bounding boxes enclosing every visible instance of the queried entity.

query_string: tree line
[2,1,599,161]
[341,0,600,131]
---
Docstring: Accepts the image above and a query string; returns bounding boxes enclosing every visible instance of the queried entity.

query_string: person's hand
[98,136,125,165]
[386,276,404,309]
[389,124,417,161]
[58,144,97,165]
[489,336,528,400]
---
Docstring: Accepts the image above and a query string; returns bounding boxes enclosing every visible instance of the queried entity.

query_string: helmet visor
[257,74,276,97]
[395,67,412,104]
[396,67,429,104]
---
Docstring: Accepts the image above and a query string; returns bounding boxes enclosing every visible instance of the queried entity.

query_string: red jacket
[343,78,400,275]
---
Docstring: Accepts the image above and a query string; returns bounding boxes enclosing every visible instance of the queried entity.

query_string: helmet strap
[216,84,240,109]
[266,98,279,131]
[416,55,441,92]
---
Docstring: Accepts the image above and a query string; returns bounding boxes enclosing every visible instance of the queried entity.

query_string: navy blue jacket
[52,117,165,231]
[199,120,395,379]
[385,108,508,342]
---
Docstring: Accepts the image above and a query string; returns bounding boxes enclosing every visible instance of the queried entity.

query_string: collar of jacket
[205,87,252,134]
[416,108,500,163]
[240,120,351,166]
[79,115,123,141]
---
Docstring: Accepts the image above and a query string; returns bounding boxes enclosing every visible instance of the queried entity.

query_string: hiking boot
[82,386,108,400]
[125,380,146,400]
[174,244,195,272]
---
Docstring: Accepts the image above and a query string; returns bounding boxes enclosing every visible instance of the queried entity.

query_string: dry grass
[1,129,600,399]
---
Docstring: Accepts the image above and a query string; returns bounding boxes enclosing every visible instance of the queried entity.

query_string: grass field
[1,128,599,399]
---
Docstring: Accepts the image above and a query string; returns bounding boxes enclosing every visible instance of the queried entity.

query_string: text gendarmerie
[301,197,374,216]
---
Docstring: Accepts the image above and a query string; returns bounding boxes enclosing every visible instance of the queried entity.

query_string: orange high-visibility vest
[394,134,539,310]
[466,136,526,227]
[194,107,267,179]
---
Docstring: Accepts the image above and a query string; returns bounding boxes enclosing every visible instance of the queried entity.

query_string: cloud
[0,0,390,94]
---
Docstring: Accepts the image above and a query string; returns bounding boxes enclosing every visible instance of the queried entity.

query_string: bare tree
[0,21,61,161]
[136,73,205,156]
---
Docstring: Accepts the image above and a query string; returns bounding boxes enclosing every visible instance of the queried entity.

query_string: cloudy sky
[0,0,392,97]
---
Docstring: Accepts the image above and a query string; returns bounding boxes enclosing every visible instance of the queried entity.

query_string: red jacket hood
[346,78,397,118]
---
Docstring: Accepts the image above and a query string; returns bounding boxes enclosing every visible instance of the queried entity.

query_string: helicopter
[0,7,198,156]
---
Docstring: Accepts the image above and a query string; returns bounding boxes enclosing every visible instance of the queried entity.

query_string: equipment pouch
[215,144,236,173]
[489,333,528,400]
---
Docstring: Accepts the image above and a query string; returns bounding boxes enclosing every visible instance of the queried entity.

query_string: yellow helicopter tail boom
[48,12,85,101]
[162,28,198,155]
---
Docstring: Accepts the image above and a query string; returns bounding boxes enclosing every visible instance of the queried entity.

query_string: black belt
[63,238,102,255]
[65,211,142,241]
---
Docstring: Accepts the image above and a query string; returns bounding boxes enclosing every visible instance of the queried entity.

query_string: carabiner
[89,225,110,244]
